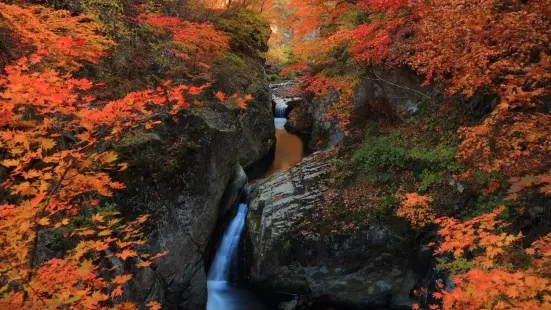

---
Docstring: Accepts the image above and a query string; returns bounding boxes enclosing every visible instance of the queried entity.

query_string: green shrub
[329,158,354,187]
[419,170,442,191]
[407,144,464,173]
[376,193,397,215]
[266,73,281,82]
[464,195,511,219]
[224,52,247,67]
[352,134,406,183]
[472,170,504,186]
[437,257,475,276]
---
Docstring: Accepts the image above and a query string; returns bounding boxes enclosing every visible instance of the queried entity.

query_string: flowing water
[207,85,306,309]
[207,204,264,310]
[260,118,304,178]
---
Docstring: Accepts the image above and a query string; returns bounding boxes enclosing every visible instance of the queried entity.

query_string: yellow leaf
[137,215,150,224]
[111,285,123,298]
[78,229,96,237]
[149,251,169,261]
[146,301,162,310]
[136,261,152,268]
[1,159,19,167]
[14,182,34,196]
[98,229,113,237]
[119,163,129,171]
[54,218,69,228]
[37,217,50,226]
[40,138,56,150]
[78,260,93,276]
[92,213,105,223]
[19,221,31,232]
[98,152,118,164]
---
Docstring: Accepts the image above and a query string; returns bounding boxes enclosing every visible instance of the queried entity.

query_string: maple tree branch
[27,122,121,281]
[369,69,432,101]
[27,159,75,282]
[0,248,46,305]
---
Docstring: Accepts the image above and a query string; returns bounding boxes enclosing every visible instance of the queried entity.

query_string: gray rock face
[355,67,432,120]
[112,75,275,309]
[286,91,344,151]
[246,155,418,308]
[287,67,433,150]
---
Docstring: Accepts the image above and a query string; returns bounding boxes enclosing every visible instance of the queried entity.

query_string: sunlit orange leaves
[214,91,253,110]
[410,0,551,104]
[396,193,434,229]
[457,112,551,195]
[434,206,521,266]
[434,268,551,309]
[137,13,229,77]
[0,3,213,308]
[0,3,114,72]
[430,207,551,309]
[508,172,551,201]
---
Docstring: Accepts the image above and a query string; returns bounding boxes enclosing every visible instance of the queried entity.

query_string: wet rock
[220,165,248,217]
[279,300,298,310]
[286,107,313,137]
[245,154,421,308]
[111,60,275,309]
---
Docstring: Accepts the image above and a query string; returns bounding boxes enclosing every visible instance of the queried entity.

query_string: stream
[206,83,305,310]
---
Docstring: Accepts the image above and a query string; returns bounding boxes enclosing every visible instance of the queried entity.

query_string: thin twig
[27,160,75,281]
[0,248,46,305]
[369,69,432,100]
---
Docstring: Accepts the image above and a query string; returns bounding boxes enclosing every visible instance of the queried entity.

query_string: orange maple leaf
[116,249,138,260]
[113,274,132,285]
[214,91,225,102]
[146,301,162,310]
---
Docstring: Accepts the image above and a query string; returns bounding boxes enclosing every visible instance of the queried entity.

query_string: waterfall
[273,95,290,119]
[207,203,254,310]
[208,203,248,281]
[273,92,301,119]
[275,105,287,118]
[206,82,305,309]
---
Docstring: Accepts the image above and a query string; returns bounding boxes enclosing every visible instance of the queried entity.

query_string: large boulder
[111,60,275,309]
[245,153,422,308]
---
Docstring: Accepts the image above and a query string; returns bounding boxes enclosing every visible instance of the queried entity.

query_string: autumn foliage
[429,207,551,309]
[280,0,551,308]
[0,1,252,308]
[396,193,434,229]
[0,38,186,310]
[0,3,114,72]
[137,13,230,77]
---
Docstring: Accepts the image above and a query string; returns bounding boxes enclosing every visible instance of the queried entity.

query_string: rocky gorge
[110,64,443,309]
[110,58,275,308]
[2,2,549,310]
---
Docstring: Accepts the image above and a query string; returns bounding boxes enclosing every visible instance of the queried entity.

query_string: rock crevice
[112,62,275,309]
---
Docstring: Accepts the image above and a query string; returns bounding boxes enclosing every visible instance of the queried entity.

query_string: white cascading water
[208,203,248,281]
[207,203,263,310]
[275,105,287,118]
[273,93,296,118]
[206,85,304,309]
